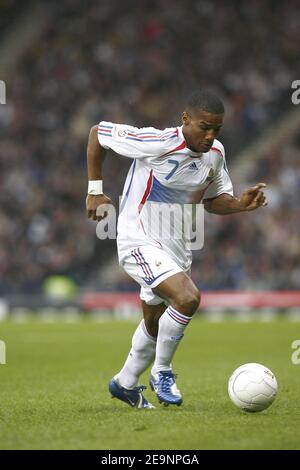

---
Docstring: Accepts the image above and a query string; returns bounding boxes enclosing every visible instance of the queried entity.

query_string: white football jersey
[98,121,233,269]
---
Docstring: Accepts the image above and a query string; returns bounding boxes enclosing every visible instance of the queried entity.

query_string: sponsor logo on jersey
[188,162,198,171]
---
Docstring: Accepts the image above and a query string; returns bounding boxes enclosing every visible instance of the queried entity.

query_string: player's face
[182,110,224,153]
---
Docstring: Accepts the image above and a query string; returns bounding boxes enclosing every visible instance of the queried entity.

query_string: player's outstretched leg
[149,272,200,406]
[109,308,163,409]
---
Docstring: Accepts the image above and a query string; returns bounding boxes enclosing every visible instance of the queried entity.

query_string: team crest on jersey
[205,167,215,182]
[117,129,127,138]
[114,125,128,139]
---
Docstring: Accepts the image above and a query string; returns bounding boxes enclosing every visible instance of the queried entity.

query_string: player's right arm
[86,125,113,221]
[86,120,176,220]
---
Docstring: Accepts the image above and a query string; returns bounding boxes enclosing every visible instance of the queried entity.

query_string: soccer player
[86,91,267,409]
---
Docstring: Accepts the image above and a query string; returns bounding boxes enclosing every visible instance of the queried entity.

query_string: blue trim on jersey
[125,134,177,143]
[134,130,176,136]
[119,160,137,214]
[98,132,112,136]
[147,176,187,203]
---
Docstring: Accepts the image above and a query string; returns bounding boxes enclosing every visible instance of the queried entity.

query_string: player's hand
[86,193,113,221]
[238,183,268,211]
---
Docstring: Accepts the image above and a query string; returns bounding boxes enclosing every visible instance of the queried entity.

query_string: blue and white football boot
[109,377,155,409]
[149,371,182,406]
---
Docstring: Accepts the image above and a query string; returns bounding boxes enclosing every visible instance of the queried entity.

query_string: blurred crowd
[0,0,299,294]
[0,0,29,39]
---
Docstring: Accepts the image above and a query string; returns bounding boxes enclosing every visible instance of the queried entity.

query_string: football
[228,363,278,412]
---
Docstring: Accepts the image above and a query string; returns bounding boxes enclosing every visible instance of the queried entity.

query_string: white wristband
[88,180,103,195]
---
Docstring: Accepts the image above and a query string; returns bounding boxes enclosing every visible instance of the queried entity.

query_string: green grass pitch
[0,317,300,450]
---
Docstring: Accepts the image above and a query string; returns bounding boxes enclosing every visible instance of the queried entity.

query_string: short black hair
[186,90,224,115]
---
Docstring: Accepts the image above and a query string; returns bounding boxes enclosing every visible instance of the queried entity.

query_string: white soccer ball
[228,363,278,412]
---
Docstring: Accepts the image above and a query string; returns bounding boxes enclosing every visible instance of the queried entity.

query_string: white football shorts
[121,245,189,305]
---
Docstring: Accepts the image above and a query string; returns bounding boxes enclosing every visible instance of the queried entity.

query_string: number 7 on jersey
[165,159,179,180]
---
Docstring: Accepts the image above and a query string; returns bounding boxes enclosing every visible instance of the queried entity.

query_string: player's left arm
[203,183,268,214]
